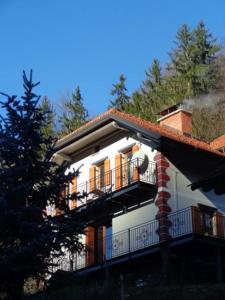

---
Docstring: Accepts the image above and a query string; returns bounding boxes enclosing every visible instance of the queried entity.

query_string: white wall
[112,203,157,233]
[166,159,225,214]
[67,136,156,206]
[65,136,158,236]
[66,134,225,238]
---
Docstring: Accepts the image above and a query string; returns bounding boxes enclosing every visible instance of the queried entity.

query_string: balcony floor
[75,180,157,225]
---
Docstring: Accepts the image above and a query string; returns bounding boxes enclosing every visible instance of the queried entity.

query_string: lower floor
[55,205,225,280]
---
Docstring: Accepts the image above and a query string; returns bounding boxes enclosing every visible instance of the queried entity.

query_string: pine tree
[139,59,171,121]
[192,21,221,93]
[142,59,162,93]
[169,22,220,96]
[126,91,143,117]
[39,96,56,139]
[0,71,83,300]
[108,74,130,111]
[59,86,88,135]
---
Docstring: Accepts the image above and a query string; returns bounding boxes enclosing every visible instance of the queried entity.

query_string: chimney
[157,104,192,136]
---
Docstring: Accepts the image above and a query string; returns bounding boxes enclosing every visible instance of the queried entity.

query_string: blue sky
[0,0,225,117]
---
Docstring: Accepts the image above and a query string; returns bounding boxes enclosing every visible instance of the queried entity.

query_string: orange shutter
[89,166,96,193]
[57,184,67,215]
[70,176,77,209]
[132,144,139,154]
[96,226,106,264]
[104,159,111,186]
[102,226,106,261]
[215,212,224,238]
[86,226,95,266]
[132,145,139,182]
[192,206,202,234]
[115,154,122,190]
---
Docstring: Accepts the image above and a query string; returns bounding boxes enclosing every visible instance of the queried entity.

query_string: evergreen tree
[59,86,88,135]
[128,22,222,137]
[143,59,162,91]
[169,21,220,96]
[39,96,56,139]
[108,74,130,111]
[192,21,221,92]
[126,91,143,117]
[0,71,83,300]
[139,59,171,121]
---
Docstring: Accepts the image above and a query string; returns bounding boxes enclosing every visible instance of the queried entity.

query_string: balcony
[56,206,225,272]
[72,158,157,222]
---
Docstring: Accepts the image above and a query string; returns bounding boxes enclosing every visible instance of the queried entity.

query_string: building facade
[52,107,225,283]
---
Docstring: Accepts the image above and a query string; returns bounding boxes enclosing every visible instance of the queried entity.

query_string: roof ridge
[56,109,225,158]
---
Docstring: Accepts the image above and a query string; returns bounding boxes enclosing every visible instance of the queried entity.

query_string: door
[95,161,105,192]
[121,148,133,186]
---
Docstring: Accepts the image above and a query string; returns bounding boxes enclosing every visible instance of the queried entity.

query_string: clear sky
[0,0,225,117]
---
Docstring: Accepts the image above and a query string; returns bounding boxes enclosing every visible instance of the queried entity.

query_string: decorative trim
[91,156,108,166]
[154,152,172,242]
[117,143,136,153]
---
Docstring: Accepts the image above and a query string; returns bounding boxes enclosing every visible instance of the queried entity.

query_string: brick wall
[159,110,192,135]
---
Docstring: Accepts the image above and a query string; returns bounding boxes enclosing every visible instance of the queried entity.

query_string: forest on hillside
[42,21,225,142]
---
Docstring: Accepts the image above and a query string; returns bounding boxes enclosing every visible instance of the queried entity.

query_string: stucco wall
[65,135,225,236]
[166,159,225,214]
[67,136,156,207]
[64,136,158,236]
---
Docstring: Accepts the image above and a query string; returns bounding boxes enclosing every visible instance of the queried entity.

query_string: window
[95,161,105,190]
[89,158,110,194]
[121,148,133,186]
[198,204,217,236]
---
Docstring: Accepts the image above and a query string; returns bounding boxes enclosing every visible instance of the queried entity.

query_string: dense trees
[54,21,224,142]
[0,71,83,300]
[123,21,225,141]
[168,21,220,96]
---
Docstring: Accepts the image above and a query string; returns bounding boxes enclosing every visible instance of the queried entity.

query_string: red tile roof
[57,108,225,158]
[210,135,225,150]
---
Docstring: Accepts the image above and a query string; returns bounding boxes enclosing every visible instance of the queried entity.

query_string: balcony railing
[71,158,157,208]
[56,206,225,272]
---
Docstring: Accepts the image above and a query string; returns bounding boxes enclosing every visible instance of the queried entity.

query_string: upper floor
[50,108,225,225]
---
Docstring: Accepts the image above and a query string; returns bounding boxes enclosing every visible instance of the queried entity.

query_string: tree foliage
[0,71,84,300]
[39,96,56,139]
[122,21,224,141]
[59,86,88,136]
[108,74,130,111]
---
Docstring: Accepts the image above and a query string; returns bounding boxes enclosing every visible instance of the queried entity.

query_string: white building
[53,106,225,282]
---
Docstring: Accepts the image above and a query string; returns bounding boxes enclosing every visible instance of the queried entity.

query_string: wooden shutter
[132,145,139,182]
[89,166,96,193]
[102,226,106,261]
[95,226,106,264]
[86,226,95,266]
[132,144,139,154]
[104,159,111,186]
[215,212,224,238]
[115,154,122,190]
[70,176,77,209]
[56,184,67,216]
[192,206,202,234]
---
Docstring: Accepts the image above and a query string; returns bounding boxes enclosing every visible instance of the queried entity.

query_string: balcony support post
[160,242,170,285]
[120,274,125,300]
[215,247,223,283]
